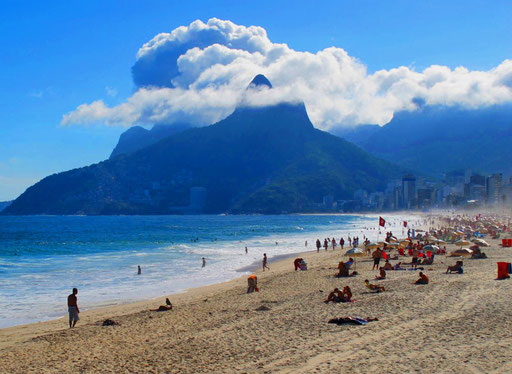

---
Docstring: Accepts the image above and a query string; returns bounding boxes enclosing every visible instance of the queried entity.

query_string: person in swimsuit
[67,288,80,328]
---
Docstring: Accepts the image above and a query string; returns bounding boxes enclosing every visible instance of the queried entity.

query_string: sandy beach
[2,216,512,373]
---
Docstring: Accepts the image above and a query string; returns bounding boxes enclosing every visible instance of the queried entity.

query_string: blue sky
[1,0,511,200]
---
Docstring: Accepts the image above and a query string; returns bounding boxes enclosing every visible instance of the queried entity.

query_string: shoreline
[0,245,323,351]
[0,212,419,330]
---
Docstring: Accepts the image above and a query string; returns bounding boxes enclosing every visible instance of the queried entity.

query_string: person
[247,275,258,293]
[383,260,393,270]
[150,298,173,311]
[392,262,405,270]
[372,248,382,270]
[411,248,419,269]
[340,237,345,249]
[294,258,303,271]
[67,288,80,328]
[335,261,357,278]
[345,257,354,269]
[245,246,248,254]
[262,253,270,271]
[316,239,321,253]
[332,238,337,250]
[305,240,307,247]
[446,261,463,274]
[137,265,141,275]
[415,272,429,284]
[323,239,328,251]
[375,267,386,280]
[324,286,352,303]
[364,280,385,292]
[300,259,308,271]
[202,257,206,268]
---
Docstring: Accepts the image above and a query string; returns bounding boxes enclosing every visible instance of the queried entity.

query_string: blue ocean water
[0,214,416,328]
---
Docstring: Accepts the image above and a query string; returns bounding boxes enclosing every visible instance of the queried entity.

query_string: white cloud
[62,18,512,130]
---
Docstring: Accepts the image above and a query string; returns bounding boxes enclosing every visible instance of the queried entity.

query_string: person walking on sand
[316,239,321,252]
[202,257,206,268]
[263,253,270,271]
[67,288,80,328]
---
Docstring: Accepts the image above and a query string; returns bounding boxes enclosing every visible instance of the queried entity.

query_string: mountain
[0,201,12,212]
[3,76,400,215]
[110,123,191,158]
[334,104,512,176]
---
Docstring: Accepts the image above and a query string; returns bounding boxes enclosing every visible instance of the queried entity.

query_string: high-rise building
[486,174,502,204]
[402,175,416,209]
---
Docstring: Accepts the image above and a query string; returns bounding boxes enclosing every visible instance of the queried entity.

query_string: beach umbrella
[365,242,380,249]
[455,240,470,247]
[450,248,473,257]
[474,239,489,247]
[423,244,439,252]
[344,248,365,257]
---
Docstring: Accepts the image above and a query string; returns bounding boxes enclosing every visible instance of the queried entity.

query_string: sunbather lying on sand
[364,279,385,292]
[328,316,379,325]
[150,298,173,312]
[393,262,405,270]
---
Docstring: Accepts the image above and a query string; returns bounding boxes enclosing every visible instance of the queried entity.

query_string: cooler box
[502,239,508,247]
[508,239,512,247]
[497,262,510,279]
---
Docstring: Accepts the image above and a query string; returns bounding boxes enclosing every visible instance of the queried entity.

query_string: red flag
[379,217,386,227]
[403,221,407,228]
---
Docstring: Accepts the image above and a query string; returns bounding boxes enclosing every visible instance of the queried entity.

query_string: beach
[1,215,512,373]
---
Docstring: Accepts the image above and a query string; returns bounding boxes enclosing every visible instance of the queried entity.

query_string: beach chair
[502,239,507,247]
[508,239,512,247]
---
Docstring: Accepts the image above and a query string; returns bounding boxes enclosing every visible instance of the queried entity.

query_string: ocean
[0,214,419,328]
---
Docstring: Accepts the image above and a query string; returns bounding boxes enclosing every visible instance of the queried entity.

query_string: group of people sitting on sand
[324,286,352,303]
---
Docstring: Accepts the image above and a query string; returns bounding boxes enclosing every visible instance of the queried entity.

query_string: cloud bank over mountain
[62,18,512,130]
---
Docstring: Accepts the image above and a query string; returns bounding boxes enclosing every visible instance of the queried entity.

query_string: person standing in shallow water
[263,253,270,271]
[137,265,141,275]
[202,257,206,268]
[67,288,80,328]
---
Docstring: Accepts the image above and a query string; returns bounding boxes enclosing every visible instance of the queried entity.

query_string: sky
[1,0,511,201]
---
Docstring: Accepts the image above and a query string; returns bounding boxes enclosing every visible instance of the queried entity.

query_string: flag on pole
[379,217,386,227]
[403,221,407,228]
